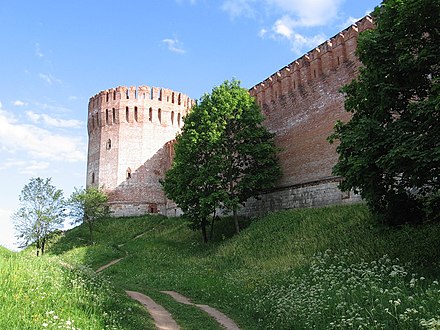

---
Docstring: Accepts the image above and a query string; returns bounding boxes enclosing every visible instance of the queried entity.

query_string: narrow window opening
[106,93,109,102]
[113,90,116,100]
[92,115,95,129]
[159,89,162,101]
[167,96,169,102]
[337,56,340,65]
[172,92,175,103]
[106,139,111,150]
[293,80,296,89]
[177,113,181,127]
[178,93,181,105]
[171,111,174,126]
[313,69,317,78]
[158,108,162,123]
[126,89,129,99]
[91,172,95,184]
[150,88,154,100]
[149,107,153,122]
[112,108,116,123]
[134,106,138,122]
[134,89,137,99]
[126,107,129,122]
[105,109,109,125]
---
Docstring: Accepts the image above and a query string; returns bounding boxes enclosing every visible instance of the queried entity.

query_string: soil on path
[94,232,241,329]
[126,290,180,330]
[95,258,123,273]
[162,291,241,330]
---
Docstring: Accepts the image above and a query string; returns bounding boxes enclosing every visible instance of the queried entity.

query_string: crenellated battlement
[250,15,374,107]
[88,85,194,112]
[87,85,194,133]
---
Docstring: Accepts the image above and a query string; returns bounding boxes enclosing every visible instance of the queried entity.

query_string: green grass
[0,247,154,329]
[3,204,440,329]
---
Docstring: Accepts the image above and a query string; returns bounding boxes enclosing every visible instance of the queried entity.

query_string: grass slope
[3,204,440,329]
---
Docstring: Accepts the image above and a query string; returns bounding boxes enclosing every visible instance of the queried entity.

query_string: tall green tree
[329,0,440,224]
[13,177,65,256]
[162,80,280,241]
[68,186,110,244]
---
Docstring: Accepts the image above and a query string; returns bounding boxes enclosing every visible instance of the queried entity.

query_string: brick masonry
[87,16,374,217]
[87,86,193,216]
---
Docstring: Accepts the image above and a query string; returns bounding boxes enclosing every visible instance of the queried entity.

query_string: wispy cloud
[221,0,257,18]
[26,111,82,128]
[0,158,50,174]
[175,0,197,4]
[39,73,62,85]
[35,42,44,58]
[222,0,343,54]
[0,106,85,162]
[260,15,326,54]
[13,100,28,107]
[162,38,186,54]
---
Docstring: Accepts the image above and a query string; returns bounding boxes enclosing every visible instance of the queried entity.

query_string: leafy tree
[13,177,65,256]
[329,0,440,224]
[162,80,281,241]
[68,186,110,244]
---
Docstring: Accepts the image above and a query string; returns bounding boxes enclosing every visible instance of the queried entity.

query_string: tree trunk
[36,239,40,257]
[41,238,45,255]
[210,214,216,241]
[233,208,240,234]
[201,219,208,243]
[88,221,94,244]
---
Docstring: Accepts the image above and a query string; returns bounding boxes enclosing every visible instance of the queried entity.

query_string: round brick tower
[87,85,193,216]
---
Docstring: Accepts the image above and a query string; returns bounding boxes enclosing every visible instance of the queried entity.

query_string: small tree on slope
[68,186,110,244]
[162,80,281,241]
[13,177,65,256]
[329,0,440,225]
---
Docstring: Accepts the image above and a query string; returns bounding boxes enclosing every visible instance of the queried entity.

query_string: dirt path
[126,290,180,330]
[162,291,240,330]
[95,258,123,273]
[94,232,241,329]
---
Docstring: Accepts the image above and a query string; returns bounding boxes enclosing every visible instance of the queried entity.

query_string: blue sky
[0,0,381,250]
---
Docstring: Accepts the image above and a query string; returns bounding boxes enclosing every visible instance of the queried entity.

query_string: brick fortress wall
[87,86,193,216]
[87,16,374,218]
[240,16,374,216]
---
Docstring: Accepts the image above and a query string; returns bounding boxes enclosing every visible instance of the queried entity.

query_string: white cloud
[273,16,294,38]
[260,15,326,54]
[338,16,361,30]
[39,73,62,85]
[267,0,342,26]
[176,0,197,4]
[13,100,28,107]
[221,0,257,18]
[0,109,86,162]
[222,0,342,26]
[26,111,82,128]
[35,42,44,58]
[162,38,186,54]
[0,158,50,174]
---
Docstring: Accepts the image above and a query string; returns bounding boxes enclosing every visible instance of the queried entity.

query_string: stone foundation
[239,178,361,218]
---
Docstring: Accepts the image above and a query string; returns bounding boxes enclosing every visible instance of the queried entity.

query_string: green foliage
[0,251,153,329]
[68,186,110,244]
[329,0,440,225]
[49,204,440,329]
[162,79,280,240]
[13,177,65,256]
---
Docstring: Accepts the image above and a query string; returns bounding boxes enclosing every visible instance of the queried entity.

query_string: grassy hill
[2,204,440,329]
